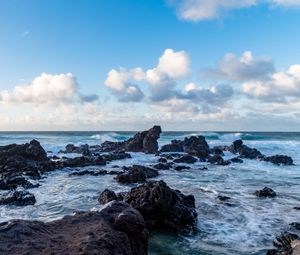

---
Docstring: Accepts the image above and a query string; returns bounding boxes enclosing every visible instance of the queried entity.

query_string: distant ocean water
[0,131,300,255]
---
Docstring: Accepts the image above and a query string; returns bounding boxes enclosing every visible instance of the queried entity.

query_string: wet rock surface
[255,187,277,198]
[266,233,300,255]
[123,180,198,234]
[0,191,36,206]
[0,201,148,255]
[173,154,197,164]
[160,136,210,159]
[99,126,162,154]
[115,165,159,184]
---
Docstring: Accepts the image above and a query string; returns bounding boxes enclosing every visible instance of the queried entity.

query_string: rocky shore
[0,126,298,254]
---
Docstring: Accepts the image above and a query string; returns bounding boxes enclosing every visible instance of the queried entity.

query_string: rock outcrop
[124,180,198,234]
[0,201,148,255]
[266,233,300,255]
[99,126,162,154]
[254,187,277,198]
[115,165,159,184]
[0,191,36,206]
[160,136,210,159]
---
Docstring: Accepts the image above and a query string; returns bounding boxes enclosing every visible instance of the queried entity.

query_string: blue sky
[0,0,300,131]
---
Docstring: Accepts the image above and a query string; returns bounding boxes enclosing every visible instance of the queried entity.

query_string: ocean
[0,131,300,255]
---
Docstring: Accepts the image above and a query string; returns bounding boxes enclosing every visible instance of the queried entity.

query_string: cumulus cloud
[204,51,275,81]
[105,49,190,102]
[243,64,300,102]
[169,0,256,21]
[168,0,300,22]
[0,73,99,106]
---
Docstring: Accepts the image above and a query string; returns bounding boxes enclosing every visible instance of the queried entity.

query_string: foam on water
[0,131,300,255]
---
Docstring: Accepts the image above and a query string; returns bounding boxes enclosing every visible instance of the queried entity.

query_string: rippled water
[0,131,300,255]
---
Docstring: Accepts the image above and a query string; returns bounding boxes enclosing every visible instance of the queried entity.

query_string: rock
[0,201,148,255]
[158,157,167,163]
[99,189,118,204]
[69,169,108,176]
[0,140,55,183]
[266,233,300,255]
[230,157,243,163]
[207,155,230,165]
[217,195,231,201]
[230,140,293,165]
[115,165,159,184]
[0,191,36,206]
[99,126,162,154]
[265,155,293,165]
[254,187,277,198]
[0,177,38,190]
[124,180,198,234]
[294,207,300,210]
[290,222,300,230]
[152,163,171,170]
[173,155,197,164]
[61,144,91,156]
[160,136,210,159]
[57,156,106,168]
[174,165,191,171]
[103,151,132,161]
[211,146,225,155]
[199,166,208,170]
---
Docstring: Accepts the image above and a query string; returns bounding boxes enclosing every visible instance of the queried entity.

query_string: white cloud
[204,51,275,81]
[273,0,300,6]
[243,64,300,102]
[0,73,78,105]
[170,0,256,21]
[168,0,300,22]
[105,49,190,102]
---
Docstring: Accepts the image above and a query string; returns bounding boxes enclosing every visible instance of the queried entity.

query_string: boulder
[207,155,230,165]
[0,191,36,206]
[115,165,159,184]
[254,187,277,198]
[173,155,197,164]
[99,126,162,154]
[174,165,191,171]
[152,163,171,170]
[99,189,118,204]
[0,201,148,255]
[266,233,300,255]
[160,136,210,159]
[124,180,198,234]
[265,155,293,165]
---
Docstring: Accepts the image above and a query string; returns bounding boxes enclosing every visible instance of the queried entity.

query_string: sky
[0,0,300,131]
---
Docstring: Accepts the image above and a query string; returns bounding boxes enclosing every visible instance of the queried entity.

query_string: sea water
[0,131,300,255]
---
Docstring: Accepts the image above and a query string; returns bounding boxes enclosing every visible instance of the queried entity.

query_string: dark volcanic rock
[152,163,171,170]
[69,169,113,177]
[230,140,293,165]
[0,140,55,185]
[0,201,148,255]
[160,136,210,159]
[217,195,231,201]
[230,157,244,163]
[115,165,159,184]
[61,144,91,156]
[266,233,300,255]
[265,155,293,165]
[0,176,38,190]
[57,156,106,168]
[290,222,300,230]
[124,180,198,233]
[99,189,118,204]
[99,126,162,154]
[158,157,168,163]
[0,191,36,206]
[174,165,191,171]
[254,187,277,198]
[173,155,197,164]
[207,155,230,165]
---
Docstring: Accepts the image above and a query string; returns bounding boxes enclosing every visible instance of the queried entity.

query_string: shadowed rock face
[255,187,277,198]
[160,136,210,159]
[0,201,148,255]
[0,140,55,190]
[266,233,300,255]
[0,191,36,206]
[115,165,159,184]
[99,126,162,154]
[230,139,293,165]
[124,180,198,234]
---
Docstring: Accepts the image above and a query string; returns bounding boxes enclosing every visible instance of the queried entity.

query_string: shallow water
[0,131,300,255]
